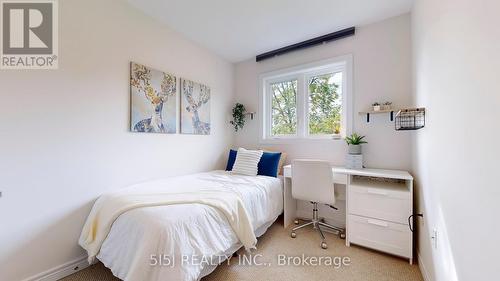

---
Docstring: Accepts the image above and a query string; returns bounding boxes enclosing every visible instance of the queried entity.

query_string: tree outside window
[262,56,351,141]
[308,72,342,135]
[271,80,297,135]
[270,74,342,136]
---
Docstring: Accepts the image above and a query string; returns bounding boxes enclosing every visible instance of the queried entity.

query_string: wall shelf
[358,109,398,123]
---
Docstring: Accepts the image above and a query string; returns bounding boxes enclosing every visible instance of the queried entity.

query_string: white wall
[234,14,413,170]
[412,1,500,281]
[0,1,234,280]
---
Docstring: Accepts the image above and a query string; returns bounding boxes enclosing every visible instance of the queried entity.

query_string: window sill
[259,136,344,145]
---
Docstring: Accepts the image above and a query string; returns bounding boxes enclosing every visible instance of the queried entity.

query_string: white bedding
[95,170,283,281]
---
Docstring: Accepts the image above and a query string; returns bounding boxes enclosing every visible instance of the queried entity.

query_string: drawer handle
[367,219,389,227]
[366,190,388,196]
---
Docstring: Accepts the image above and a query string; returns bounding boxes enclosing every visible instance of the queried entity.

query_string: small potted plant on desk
[345,133,367,155]
[345,133,367,169]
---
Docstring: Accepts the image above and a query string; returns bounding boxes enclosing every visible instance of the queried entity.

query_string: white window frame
[259,55,353,144]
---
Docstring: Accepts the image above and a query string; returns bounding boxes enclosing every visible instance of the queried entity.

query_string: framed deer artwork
[130,62,177,133]
[180,78,211,135]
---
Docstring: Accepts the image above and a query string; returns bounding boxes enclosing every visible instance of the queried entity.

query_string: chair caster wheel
[321,242,328,249]
[291,232,297,238]
[294,219,299,225]
[340,232,346,239]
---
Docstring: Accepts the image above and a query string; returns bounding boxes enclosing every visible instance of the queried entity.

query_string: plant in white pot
[372,102,381,111]
[345,133,367,155]
[383,101,393,110]
[331,121,341,139]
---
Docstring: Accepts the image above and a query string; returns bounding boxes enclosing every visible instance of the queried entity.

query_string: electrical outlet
[431,228,438,249]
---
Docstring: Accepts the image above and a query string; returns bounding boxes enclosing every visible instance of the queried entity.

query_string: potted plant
[345,133,367,155]
[372,102,381,111]
[333,121,341,139]
[230,103,246,132]
[383,101,393,110]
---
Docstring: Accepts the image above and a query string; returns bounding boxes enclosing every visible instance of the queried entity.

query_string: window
[308,72,342,136]
[271,79,297,136]
[260,56,352,142]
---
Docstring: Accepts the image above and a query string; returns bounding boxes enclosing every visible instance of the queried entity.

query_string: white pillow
[231,148,263,176]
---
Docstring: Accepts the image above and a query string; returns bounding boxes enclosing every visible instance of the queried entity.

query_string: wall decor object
[359,103,399,123]
[382,101,393,110]
[230,103,246,132]
[180,78,211,135]
[130,62,177,133]
[395,108,426,130]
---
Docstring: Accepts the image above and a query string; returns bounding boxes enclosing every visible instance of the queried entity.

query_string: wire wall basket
[395,108,425,130]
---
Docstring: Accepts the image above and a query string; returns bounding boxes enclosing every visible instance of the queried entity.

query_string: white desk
[282,164,414,263]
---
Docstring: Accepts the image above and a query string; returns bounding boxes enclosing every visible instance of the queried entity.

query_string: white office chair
[291,159,345,249]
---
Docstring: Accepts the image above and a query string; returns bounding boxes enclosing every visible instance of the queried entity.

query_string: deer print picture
[180,79,211,135]
[130,62,177,134]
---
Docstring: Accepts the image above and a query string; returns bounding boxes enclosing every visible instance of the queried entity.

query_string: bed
[80,170,283,281]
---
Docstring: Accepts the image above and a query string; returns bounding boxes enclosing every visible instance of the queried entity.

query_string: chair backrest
[291,159,335,205]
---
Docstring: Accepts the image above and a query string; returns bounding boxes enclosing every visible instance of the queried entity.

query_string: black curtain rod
[256,27,355,62]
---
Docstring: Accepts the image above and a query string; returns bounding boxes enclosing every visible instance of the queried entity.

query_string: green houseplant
[345,133,367,155]
[383,101,393,110]
[230,103,246,132]
[333,121,341,135]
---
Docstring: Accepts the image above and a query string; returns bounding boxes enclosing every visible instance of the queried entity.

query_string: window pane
[308,72,342,135]
[271,79,297,135]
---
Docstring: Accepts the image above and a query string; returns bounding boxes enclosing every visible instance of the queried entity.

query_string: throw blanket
[79,175,257,263]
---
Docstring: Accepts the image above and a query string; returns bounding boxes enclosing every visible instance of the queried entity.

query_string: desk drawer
[349,183,410,224]
[349,214,411,258]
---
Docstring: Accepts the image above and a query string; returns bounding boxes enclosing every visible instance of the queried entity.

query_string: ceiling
[127,0,414,63]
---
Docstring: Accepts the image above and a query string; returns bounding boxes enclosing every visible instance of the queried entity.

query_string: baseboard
[417,251,432,281]
[22,255,89,281]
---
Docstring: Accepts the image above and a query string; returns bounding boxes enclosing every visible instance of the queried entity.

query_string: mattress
[96,170,283,281]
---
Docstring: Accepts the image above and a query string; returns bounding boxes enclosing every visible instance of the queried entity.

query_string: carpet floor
[62,219,423,281]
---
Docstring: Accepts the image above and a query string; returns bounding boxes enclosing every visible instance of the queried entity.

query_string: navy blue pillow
[257,152,282,177]
[225,149,238,171]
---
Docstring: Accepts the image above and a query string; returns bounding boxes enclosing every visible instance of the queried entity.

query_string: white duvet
[93,170,283,281]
